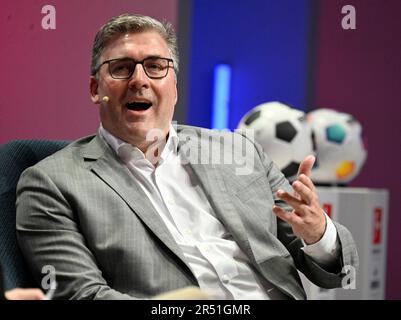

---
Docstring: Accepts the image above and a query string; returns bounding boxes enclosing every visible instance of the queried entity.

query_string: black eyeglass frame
[93,57,174,79]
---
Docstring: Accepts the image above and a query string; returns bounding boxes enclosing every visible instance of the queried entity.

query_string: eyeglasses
[94,57,174,79]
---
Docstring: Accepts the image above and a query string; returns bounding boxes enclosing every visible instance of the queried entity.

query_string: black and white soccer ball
[237,101,314,181]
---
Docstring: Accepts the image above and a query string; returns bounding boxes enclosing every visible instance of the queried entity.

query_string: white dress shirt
[99,124,340,299]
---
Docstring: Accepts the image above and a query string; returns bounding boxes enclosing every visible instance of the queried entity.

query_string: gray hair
[91,13,179,76]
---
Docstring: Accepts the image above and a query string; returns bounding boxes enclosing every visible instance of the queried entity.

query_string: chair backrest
[0,139,70,290]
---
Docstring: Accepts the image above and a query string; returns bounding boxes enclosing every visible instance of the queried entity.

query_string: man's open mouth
[125,102,152,111]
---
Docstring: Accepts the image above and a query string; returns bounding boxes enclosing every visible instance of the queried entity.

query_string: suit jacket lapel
[81,135,190,269]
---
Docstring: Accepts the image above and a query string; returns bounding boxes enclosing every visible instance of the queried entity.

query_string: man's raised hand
[272,155,326,244]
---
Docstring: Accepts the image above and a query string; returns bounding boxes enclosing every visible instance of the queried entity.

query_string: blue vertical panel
[187,0,311,129]
[211,64,231,129]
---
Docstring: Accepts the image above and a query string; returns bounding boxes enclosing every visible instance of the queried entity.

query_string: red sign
[373,207,383,245]
[323,203,333,219]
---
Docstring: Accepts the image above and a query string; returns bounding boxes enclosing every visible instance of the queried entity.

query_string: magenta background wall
[314,0,401,299]
[0,0,177,143]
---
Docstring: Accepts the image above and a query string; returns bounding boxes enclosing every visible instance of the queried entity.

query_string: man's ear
[174,79,178,106]
[90,76,100,104]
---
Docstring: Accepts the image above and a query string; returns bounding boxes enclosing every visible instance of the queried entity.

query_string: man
[16,13,358,300]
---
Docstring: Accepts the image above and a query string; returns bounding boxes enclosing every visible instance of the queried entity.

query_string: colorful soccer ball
[237,101,314,181]
[306,108,367,184]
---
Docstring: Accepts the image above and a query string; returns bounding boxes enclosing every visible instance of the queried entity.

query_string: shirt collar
[99,124,179,165]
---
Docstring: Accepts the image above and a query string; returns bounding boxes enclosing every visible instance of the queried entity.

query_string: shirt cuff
[301,213,341,266]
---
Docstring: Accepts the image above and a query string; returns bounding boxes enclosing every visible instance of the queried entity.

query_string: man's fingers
[272,205,301,225]
[276,189,304,211]
[297,155,315,177]
[292,180,313,204]
[152,286,210,300]
[5,288,45,300]
[298,174,316,193]
[272,205,292,222]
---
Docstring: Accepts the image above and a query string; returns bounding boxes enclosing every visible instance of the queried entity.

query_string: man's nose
[128,63,150,90]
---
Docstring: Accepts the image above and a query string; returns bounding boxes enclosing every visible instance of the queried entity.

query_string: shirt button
[221,275,230,284]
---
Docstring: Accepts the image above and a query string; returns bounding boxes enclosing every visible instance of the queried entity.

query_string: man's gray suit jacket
[16,125,358,299]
